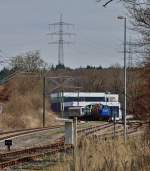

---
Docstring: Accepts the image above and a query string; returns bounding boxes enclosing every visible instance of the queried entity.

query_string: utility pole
[73,117,77,171]
[77,90,80,106]
[43,75,46,127]
[60,88,64,118]
[48,14,75,65]
[113,110,116,139]
[124,17,127,143]
[118,16,127,143]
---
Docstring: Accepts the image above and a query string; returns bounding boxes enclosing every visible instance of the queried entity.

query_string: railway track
[0,122,112,169]
[92,121,148,140]
[78,122,114,136]
[0,121,147,169]
[0,125,64,142]
[0,142,73,169]
[0,121,90,142]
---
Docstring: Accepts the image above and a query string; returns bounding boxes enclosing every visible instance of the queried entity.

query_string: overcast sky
[0,0,137,68]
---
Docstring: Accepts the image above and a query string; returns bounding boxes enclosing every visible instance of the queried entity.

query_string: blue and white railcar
[50,92,122,120]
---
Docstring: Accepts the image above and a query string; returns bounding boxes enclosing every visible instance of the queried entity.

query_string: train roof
[51,92,119,97]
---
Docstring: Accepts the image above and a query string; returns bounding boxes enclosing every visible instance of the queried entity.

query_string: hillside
[0,73,58,129]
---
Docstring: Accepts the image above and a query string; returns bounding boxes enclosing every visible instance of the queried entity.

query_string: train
[67,101,122,121]
[79,102,120,121]
[50,92,122,121]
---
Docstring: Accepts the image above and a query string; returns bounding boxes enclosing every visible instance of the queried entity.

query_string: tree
[55,64,65,70]
[125,1,150,120]
[98,0,150,121]
[97,0,148,7]
[10,51,46,72]
[97,0,116,7]
[0,68,10,80]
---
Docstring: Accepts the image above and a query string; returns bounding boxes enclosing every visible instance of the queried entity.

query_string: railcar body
[50,92,122,121]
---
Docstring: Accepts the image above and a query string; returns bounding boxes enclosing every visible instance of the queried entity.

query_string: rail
[0,121,147,169]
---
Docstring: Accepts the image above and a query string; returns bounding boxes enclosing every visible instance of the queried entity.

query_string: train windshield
[109,106,119,117]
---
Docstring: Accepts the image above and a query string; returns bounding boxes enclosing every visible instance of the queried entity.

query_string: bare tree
[10,51,47,72]
[97,0,150,7]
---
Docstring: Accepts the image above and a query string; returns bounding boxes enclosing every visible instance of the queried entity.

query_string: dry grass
[42,134,150,171]
[76,137,149,171]
[0,76,58,129]
[10,134,150,171]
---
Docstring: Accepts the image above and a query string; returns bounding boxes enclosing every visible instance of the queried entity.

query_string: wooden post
[77,90,79,106]
[43,76,46,127]
[73,117,77,171]
[61,90,64,118]
[60,90,64,118]
[113,112,116,139]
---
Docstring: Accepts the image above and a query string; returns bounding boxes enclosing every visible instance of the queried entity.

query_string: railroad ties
[91,121,148,140]
[0,121,147,169]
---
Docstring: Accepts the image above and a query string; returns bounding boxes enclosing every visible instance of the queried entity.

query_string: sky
[0,0,137,68]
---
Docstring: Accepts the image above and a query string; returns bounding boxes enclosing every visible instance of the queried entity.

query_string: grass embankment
[16,131,150,171]
[46,134,150,171]
[0,75,58,129]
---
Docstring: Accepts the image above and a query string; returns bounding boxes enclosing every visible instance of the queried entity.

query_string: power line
[128,39,133,68]
[48,14,75,66]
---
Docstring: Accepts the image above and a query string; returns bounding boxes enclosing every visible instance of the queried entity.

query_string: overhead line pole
[118,16,127,143]
[43,75,46,127]
[124,17,127,143]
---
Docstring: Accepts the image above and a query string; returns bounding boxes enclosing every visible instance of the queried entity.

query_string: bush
[0,75,57,129]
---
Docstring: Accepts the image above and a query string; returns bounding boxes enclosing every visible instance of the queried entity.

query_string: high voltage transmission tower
[48,14,75,66]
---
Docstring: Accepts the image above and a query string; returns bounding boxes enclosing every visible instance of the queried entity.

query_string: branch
[96,0,115,7]
[97,0,150,7]
[103,0,114,7]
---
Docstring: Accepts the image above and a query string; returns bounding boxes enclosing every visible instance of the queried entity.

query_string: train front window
[110,106,119,117]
